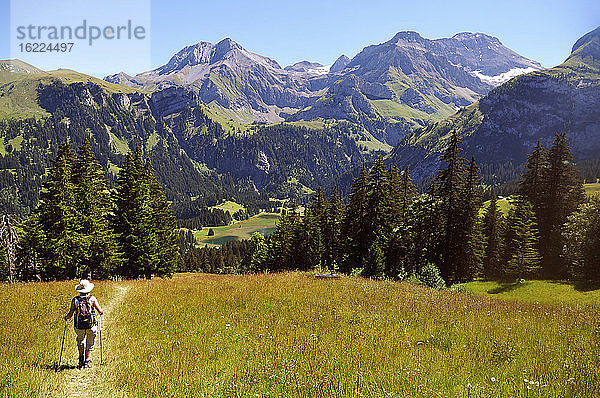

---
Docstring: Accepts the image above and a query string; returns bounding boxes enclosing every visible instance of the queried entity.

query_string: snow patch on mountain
[470,67,540,86]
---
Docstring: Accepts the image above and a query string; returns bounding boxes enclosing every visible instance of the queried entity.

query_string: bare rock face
[330,55,350,74]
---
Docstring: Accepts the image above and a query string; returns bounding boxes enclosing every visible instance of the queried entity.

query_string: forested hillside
[0,80,381,219]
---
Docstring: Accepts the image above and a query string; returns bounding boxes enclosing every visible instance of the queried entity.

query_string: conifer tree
[364,232,385,278]
[399,166,418,217]
[459,157,484,280]
[304,188,328,269]
[324,189,344,271]
[520,141,549,213]
[395,194,444,277]
[113,147,179,279]
[563,196,600,283]
[34,142,78,280]
[145,160,179,277]
[71,140,121,278]
[482,195,504,279]
[431,131,468,282]
[241,232,267,273]
[541,133,585,277]
[502,197,541,280]
[341,166,369,274]
[15,214,43,281]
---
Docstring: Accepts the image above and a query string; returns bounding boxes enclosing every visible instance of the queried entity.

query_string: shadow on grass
[40,363,78,372]
[572,280,600,292]
[487,281,531,294]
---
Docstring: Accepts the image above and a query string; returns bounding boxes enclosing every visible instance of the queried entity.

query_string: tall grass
[104,273,600,397]
[0,280,117,397]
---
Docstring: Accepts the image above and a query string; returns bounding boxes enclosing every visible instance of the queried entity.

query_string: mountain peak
[284,61,324,72]
[214,38,243,57]
[0,59,44,74]
[452,32,501,44]
[389,31,423,43]
[330,55,350,73]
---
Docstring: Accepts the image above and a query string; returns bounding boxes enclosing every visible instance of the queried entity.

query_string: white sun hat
[75,279,94,294]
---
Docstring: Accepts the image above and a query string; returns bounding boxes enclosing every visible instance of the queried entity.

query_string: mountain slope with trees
[389,26,600,187]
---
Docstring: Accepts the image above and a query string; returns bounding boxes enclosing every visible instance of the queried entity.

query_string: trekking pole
[57,318,67,372]
[99,314,103,365]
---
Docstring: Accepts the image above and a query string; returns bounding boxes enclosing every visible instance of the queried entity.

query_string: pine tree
[15,214,44,281]
[396,194,444,277]
[304,188,328,269]
[482,196,504,279]
[364,233,385,278]
[502,197,541,281]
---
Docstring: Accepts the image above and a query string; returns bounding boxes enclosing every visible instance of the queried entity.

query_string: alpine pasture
[1,273,598,397]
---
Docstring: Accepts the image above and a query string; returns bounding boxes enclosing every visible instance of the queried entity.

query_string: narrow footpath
[63,285,130,398]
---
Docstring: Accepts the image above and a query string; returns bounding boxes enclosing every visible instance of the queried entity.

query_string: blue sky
[1,0,599,77]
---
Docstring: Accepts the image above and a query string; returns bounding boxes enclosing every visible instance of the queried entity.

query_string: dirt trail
[63,285,130,397]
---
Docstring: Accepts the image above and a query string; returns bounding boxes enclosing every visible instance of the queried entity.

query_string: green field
[210,200,246,216]
[2,274,599,397]
[195,213,280,246]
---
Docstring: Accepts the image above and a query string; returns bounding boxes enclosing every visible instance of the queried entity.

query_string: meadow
[194,213,279,246]
[2,273,598,397]
[0,280,118,397]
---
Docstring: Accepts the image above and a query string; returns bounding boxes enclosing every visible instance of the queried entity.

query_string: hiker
[64,279,103,369]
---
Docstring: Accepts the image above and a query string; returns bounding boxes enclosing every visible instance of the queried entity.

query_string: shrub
[417,263,446,289]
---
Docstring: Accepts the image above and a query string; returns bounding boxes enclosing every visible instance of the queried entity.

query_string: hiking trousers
[74,325,97,350]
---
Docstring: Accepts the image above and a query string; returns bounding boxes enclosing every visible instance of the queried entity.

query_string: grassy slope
[0,66,139,120]
[194,213,279,246]
[210,200,246,216]
[102,273,599,397]
[0,280,119,396]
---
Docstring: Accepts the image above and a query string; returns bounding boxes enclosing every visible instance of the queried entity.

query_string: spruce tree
[459,157,484,280]
[324,189,344,271]
[71,140,122,278]
[241,232,267,273]
[304,188,328,269]
[34,142,78,280]
[541,133,585,277]
[341,166,369,274]
[563,196,600,283]
[502,197,541,281]
[144,160,179,277]
[520,141,549,214]
[399,166,418,217]
[482,196,504,279]
[431,131,468,282]
[113,147,179,279]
